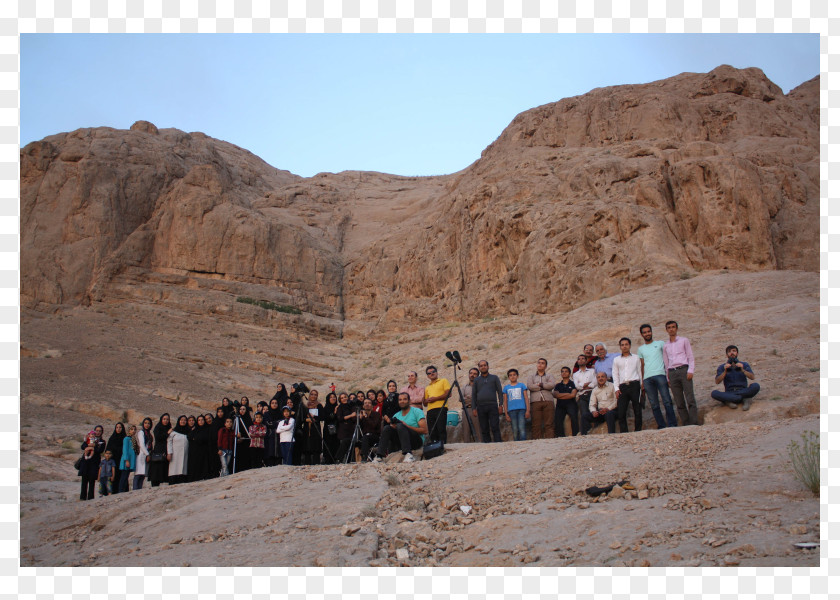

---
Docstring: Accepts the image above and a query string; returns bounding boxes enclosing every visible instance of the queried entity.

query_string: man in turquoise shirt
[638,324,678,428]
[374,393,428,463]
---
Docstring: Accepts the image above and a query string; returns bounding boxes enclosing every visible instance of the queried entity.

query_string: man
[462,367,479,410]
[374,392,428,463]
[582,372,618,434]
[526,358,557,439]
[471,360,504,443]
[423,365,451,444]
[401,371,426,410]
[359,398,382,461]
[638,323,679,429]
[573,344,598,373]
[612,337,643,433]
[552,366,578,437]
[711,345,761,411]
[663,320,698,426]
[593,343,620,381]
[572,354,597,435]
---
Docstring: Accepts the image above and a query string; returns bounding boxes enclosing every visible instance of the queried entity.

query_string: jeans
[578,393,592,435]
[509,409,527,441]
[132,474,145,490]
[711,383,761,404]
[118,469,132,493]
[219,449,232,476]
[617,380,643,433]
[377,422,423,456]
[476,403,502,443]
[643,375,678,428]
[98,477,111,496]
[668,366,698,425]
[554,398,579,437]
[280,442,294,465]
[582,408,617,434]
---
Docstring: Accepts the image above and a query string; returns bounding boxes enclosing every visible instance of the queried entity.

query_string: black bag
[73,457,82,471]
[422,440,444,460]
[326,424,337,436]
[150,452,167,463]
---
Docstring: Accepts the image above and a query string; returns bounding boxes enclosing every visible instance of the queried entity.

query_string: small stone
[670,554,683,561]
[608,486,625,499]
[638,559,651,567]
[609,541,621,549]
[460,505,472,515]
[711,539,729,548]
[788,525,807,535]
[624,492,633,501]
[396,548,409,560]
[169,538,182,545]
[638,489,649,500]
[723,556,740,566]
[577,503,589,509]
[733,544,756,554]
[341,524,361,537]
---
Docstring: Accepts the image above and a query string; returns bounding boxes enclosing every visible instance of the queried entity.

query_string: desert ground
[19,269,820,566]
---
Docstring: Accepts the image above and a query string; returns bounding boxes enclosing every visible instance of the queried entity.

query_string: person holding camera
[711,345,760,411]
[335,392,359,463]
[359,398,382,461]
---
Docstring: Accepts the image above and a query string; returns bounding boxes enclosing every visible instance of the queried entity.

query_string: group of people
[76,320,760,499]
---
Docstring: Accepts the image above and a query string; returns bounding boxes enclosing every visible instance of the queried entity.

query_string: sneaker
[742,397,751,411]
[373,456,383,463]
[726,402,738,409]
[403,452,416,463]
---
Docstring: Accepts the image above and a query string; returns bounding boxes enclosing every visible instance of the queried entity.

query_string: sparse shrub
[492,343,501,350]
[679,272,695,280]
[786,431,819,495]
[810,367,820,373]
[236,296,302,315]
[476,344,486,351]
[384,473,401,487]
[378,358,389,368]
[361,505,379,518]
[771,348,778,356]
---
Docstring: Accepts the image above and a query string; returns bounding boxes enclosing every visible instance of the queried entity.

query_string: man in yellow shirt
[423,365,451,444]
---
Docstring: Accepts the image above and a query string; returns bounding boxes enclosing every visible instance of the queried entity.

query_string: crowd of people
[75,320,760,500]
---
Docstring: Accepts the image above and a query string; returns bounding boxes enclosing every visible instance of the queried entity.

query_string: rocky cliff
[20,65,818,335]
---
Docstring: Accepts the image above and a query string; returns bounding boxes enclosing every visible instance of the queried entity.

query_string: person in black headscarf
[168,415,190,485]
[187,414,211,481]
[148,414,171,487]
[321,392,340,464]
[104,422,126,495]
[204,413,218,478]
[133,417,153,490]
[263,397,283,467]
[299,389,324,465]
[233,404,252,472]
[78,425,105,500]
[270,383,289,407]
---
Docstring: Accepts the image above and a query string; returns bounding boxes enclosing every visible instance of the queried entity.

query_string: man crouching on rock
[374,392,428,463]
[711,345,760,411]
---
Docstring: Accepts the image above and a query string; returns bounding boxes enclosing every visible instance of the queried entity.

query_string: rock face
[20,66,818,335]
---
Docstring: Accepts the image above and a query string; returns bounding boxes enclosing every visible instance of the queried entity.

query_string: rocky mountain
[20,65,818,336]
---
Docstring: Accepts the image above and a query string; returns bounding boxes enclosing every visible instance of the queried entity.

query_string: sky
[21,34,817,178]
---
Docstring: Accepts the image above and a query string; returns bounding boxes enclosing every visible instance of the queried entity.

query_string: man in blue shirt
[593,343,620,381]
[373,392,428,463]
[638,324,679,428]
[711,345,760,411]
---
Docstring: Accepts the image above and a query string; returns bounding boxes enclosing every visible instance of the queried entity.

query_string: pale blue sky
[21,34,817,177]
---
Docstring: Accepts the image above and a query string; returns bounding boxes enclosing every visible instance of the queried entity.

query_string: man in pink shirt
[663,320,698,426]
[400,371,426,410]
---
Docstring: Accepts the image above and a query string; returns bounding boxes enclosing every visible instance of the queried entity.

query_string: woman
[218,397,233,420]
[119,425,137,492]
[383,380,400,418]
[148,414,171,487]
[188,414,211,481]
[373,390,387,416]
[234,403,253,471]
[104,422,126,494]
[336,393,358,464]
[205,413,219,478]
[263,398,283,467]
[240,396,253,416]
[270,383,289,407]
[276,406,295,465]
[133,417,153,490]
[247,412,267,469]
[322,392,340,465]
[300,392,324,465]
[77,425,105,500]
[187,415,196,429]
[366,389,377,406]
[167,415,190,485]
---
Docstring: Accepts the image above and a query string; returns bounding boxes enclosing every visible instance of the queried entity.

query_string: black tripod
[343,406,363,464]
[445,351,477,442]
[230,412,251,474]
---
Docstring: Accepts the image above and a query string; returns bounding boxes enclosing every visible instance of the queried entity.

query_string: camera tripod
[342,404,364,464]
[445,350,477,443]
[230,413,251,474]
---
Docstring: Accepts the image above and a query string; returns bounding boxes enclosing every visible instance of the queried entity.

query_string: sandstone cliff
[20,66,818,335]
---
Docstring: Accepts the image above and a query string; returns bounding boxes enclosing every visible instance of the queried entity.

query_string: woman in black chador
[148,413,171,487]
[104,422,126,494]
[263,398,284,467]
[187,414,211,481]
[321,392,340,464]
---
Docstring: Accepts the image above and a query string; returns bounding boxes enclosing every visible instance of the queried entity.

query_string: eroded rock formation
[21,65,818,335]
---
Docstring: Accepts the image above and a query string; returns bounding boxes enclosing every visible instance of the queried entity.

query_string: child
[98,450,116,497]
[503,368,530,441]
[276,406,295,465]
[83,430,99,459]
[217,417,238,476]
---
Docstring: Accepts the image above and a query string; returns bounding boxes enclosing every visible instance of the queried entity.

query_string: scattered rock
[341,524,361,537]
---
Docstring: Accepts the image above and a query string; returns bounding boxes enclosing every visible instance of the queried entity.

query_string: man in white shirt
[612,337,643,433]
[572,354,597,435]
[583,371,618,434]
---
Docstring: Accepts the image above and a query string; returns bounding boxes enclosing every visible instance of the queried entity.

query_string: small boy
[503,369,530,441]
[98,450,116,496]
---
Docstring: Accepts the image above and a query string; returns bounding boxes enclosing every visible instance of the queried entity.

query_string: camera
[291,382,309,394]
[727,357,741,371]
